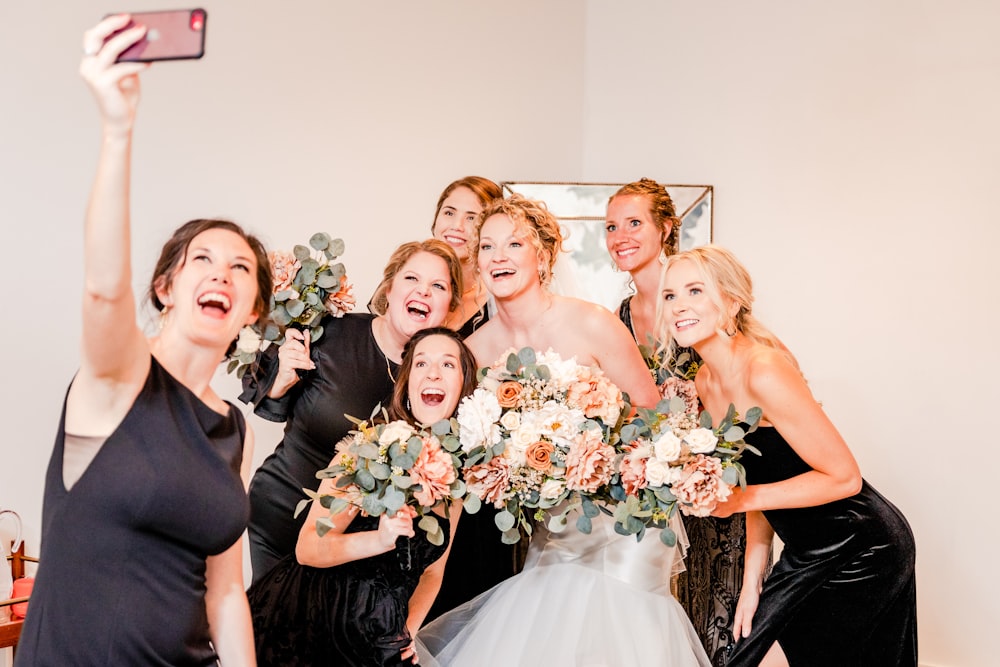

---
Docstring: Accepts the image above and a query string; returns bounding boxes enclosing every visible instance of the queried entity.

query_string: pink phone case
[111,8,207,62]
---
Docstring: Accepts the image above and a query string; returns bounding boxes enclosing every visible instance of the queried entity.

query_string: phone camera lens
[189,10,205,31]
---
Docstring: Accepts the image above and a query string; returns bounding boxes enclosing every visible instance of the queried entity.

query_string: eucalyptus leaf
[426,526,445,546]
[418,514,440,533]
[495,510,516,532]
[316,272,339,289]
[293,498,312,519]
[226,358,239,374]
[581,496,600,518]
[431,419,452,437]
[334,475,355,488]
[450,480,466,498]
[296,263,317,286]
[463,494,482,514]
[505,353,520,373]
[517,347,537,366]
[356,442,380,459]
[303,291,322,306]
[576,514,593,534]
[328,238,345,256]
[263,322,283,341]
[699,410,714,429]
[285,299,306,319]
[625,515,645,534]
[724,425,746,442]
[309,232,332,251]
[368,461,391,480]
[722,466,740,486]
[327,497,350,515]
[272,304,292,326]
[382,486,406,513]
[659,526,677,547]
[391,475,413,489]
[547,513,569,533]
[310,325,324,343]
[501,528,522,545]
[392,453,416,470]
[745,406,763,428]
[355,468,376,491]
[293,244,312,261]
[316,517,335,538]
[361,494,385,516]
[668,395,687,414]
[327,262,346,280]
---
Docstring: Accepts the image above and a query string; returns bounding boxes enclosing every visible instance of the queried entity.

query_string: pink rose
[565,429,616,493]
[672,455,732,517]
[464,456,512,508]
[409,435,457,507]
[268,250,301,294]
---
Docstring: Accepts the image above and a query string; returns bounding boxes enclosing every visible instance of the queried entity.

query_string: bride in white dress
[416,196,710,666]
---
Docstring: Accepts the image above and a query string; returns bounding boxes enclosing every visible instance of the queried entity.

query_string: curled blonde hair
[473,194,564,286]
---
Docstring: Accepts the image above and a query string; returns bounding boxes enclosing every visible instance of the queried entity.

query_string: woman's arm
[206,426,257,665]
[732,510,774,639]
[68,17,155,433]
[295,465,417,568]
[587,305,660,408]
[717,349,862,516]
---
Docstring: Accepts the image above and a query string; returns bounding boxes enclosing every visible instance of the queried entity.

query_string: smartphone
[108,8,207,62]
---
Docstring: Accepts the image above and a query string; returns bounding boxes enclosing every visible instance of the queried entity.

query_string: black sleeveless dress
[248,513,450,667]
[15,358,249,666]
[243,313,398,583]
[728,427,917,667]
[618,296,745,664]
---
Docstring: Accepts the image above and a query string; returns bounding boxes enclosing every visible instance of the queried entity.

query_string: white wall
[1,1,995,665]
[582,2,999,666]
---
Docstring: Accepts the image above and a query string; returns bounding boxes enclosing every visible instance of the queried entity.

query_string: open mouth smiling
[197,292,231,316]
[406,300,431,319]
[420,388,446,406]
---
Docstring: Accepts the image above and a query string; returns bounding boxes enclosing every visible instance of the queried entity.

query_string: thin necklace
[384,353,396,383]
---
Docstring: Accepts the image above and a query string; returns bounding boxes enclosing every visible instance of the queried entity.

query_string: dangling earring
[725,323,737,337]
[158,306,171,331]
[406,398,411,412]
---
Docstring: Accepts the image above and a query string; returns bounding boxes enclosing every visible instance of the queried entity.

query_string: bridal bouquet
[227,232,355,378]
[610,398,760,546]
[456,347,627,544]
[299,414,466,546]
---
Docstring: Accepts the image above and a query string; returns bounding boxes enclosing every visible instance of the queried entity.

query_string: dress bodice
[524,511,685,597]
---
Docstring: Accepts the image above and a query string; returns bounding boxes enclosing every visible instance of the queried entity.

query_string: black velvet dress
[728,427,917,667]
[242,313,398,583]
[16,359,249,666]
[248,513,449,667]
[425,302,523,623]
[618,296,745,664]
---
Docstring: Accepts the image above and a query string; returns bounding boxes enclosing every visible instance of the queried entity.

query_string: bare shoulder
[464,321,505,367]
[744,344,813,406]
[556,296,625,334]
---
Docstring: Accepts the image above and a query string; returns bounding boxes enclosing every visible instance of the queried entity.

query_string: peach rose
[268,250,301,294]
[323,274,356,317]
[525,440,555,472]
[564,429,616,493]
[566,368,624,424]
[619,442,650,496]
[464,456,513,508]
[409,435,457,507]
[673,455,731,517]
[496,381,523,408]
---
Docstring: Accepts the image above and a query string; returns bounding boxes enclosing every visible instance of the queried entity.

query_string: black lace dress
[248,513,450,667]
[618,296,745,665]
[728,427,917,666]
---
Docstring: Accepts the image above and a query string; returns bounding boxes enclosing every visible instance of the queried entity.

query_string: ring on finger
[83,44,100,57]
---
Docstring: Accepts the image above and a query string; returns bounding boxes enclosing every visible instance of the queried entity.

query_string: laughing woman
[242,240,464,583]
[659,245,916,667]
[17,15,267,665]
[248,328,478,666]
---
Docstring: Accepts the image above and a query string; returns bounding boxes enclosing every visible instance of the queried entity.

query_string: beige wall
[1,1,996,665]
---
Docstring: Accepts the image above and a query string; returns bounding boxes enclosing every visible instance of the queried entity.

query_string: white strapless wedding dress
[417,512,710,667]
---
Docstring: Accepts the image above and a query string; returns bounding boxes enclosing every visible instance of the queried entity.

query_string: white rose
[379,420,415,446]
[235,326,262,354]
[684,428,719,454]
[500,410,521,431]
[645,458,676,487]
[652,430,683,462]
[539,478,567,500]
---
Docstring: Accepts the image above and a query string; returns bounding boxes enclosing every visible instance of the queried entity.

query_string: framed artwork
[500,182,714,310]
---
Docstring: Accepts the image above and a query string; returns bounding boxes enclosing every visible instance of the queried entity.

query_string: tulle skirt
[417,522,711,667]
